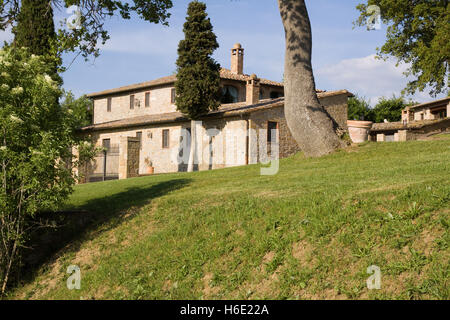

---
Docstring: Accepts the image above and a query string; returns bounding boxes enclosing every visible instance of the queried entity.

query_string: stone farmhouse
[370,97,450,142]
[78,44,352,182]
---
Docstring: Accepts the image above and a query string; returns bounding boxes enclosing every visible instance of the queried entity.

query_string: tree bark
[278,0,344,157]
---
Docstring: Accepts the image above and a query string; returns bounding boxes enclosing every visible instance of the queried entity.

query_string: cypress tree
[175,1,221,172]
[13,0,61,84]
[13,0,56,56]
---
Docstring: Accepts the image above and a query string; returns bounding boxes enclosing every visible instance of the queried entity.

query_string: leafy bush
[348,95,375,121]
[372,96,407,123]
[0,47,91,295]
[349,95,417,123]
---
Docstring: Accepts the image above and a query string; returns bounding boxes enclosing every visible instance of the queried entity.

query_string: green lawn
[10,135,450,300]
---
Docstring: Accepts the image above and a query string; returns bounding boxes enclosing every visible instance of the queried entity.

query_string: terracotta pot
[347,120,373,143]
[147,166,154,174]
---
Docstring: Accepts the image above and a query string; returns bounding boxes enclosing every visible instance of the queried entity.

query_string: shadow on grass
[19,178,191,289]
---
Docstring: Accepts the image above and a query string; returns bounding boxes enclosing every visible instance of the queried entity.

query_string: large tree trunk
[278,0,344,157]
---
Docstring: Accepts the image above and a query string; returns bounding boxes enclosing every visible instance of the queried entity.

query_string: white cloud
[316,54,445,105]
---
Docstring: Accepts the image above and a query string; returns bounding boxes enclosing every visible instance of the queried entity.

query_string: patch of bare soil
[262,251,275,272]
[247,265,283,299]
[18,259,64,300]
[292,240,314,267]
[202,272,220,299]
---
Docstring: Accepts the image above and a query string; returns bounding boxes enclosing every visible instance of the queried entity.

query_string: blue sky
[1,0,446,104]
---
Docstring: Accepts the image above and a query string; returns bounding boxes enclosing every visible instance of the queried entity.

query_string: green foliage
[372,95,407,123]
[348,95,375,121]
[12,0,61,81]
[174,1,221,120]
[356,0,450,96]
[349,94,417,123]
[0,47,87,294]
[61,91,93,128]
[12,0,56,56]
[1,0,173,59]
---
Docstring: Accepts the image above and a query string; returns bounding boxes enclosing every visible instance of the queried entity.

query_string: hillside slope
[11,136,450,300]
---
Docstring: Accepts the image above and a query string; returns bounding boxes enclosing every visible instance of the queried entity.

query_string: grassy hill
[10,135,450,300]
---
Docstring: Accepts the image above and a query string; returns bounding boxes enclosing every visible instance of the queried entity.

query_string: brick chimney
[246,74,260,105]
[231,43,244,75]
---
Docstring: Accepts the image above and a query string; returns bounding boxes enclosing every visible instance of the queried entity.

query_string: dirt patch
[72,247,96,267]
[22,259,63,299]
[292,240,314,267]
[412,228,440,256]
[299,288,347,300]
[261,251,275,273]
[262,251,275,264]
[376,272,415,298]
[247,265,283,299]
[202,272,220,298]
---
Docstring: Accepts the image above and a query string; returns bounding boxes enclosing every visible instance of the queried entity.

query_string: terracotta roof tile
[406,97,450,110]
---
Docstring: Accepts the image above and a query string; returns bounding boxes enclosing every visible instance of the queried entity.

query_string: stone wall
[320,94,349,130]
[92,79,287,125]
[200,117,247,171]
[90,116,248,175]
[93,85,177,124]
[249,94,349,160]
[93,123,185,175]
[249,106,299,161]
[87,93,349,177]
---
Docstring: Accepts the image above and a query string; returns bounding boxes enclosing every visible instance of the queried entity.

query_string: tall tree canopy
[175,0,220,119]
[356,0,449,96]
[278,0,344,157]
[1,0,173,59]
[13,0,56,56]
[175,1,220,171]
[12,0,62,82]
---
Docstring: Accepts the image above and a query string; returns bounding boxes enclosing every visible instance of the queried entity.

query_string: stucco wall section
[93,80,286,125]
[93,85,177,124]
[90,117,248,175]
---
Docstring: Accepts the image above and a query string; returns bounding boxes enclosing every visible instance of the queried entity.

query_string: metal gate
[88,144,120,182]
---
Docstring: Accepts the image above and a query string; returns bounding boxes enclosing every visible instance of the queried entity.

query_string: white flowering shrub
[0,47,87,294]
